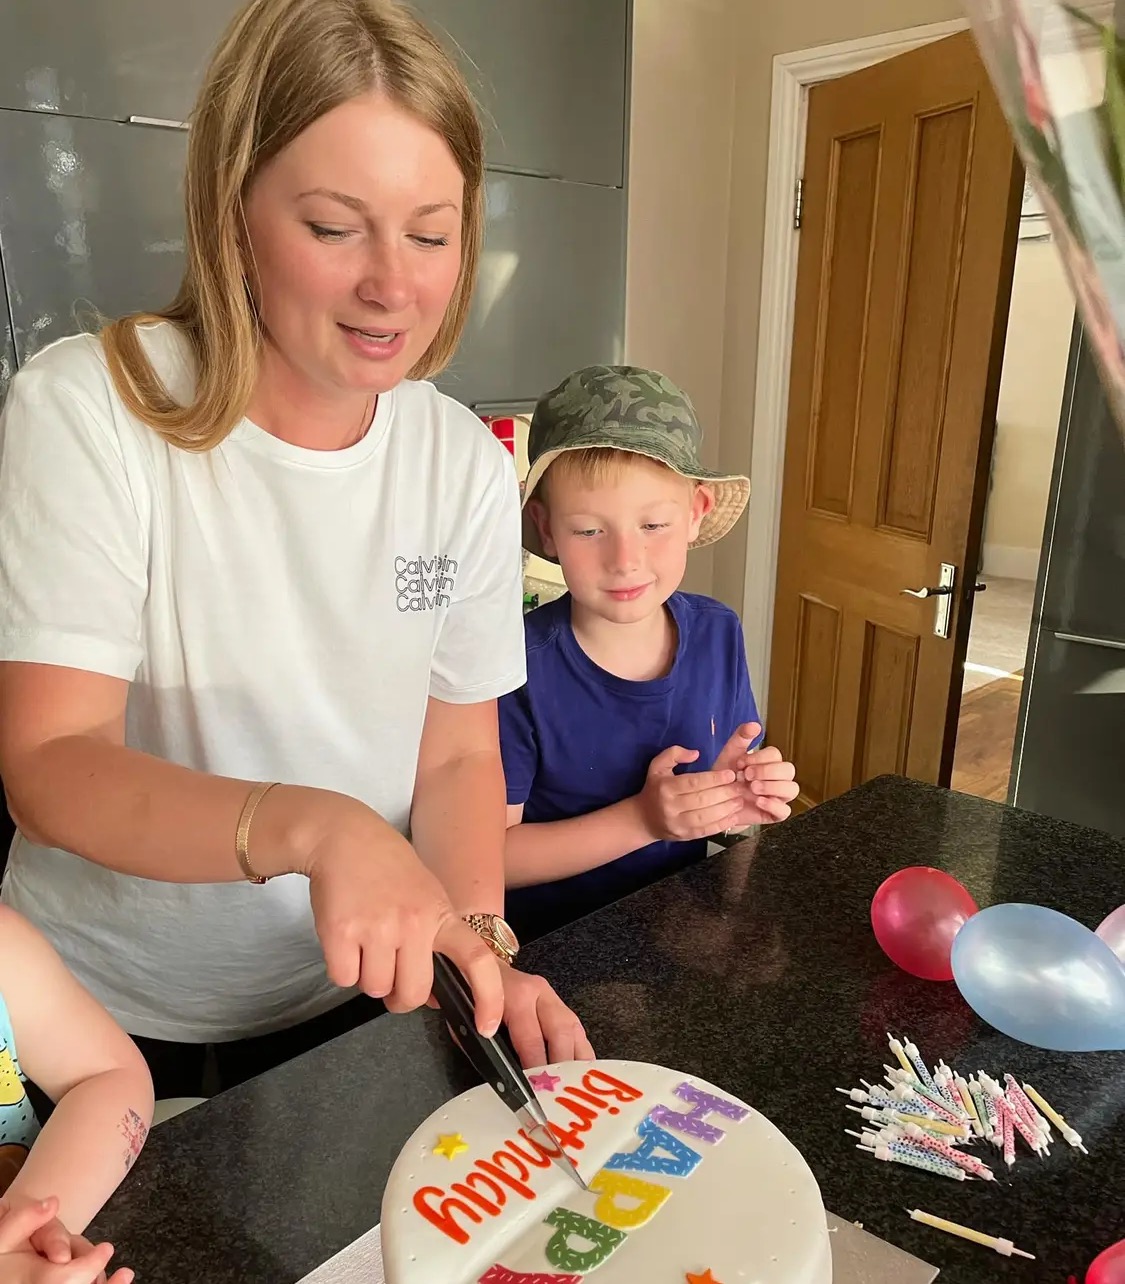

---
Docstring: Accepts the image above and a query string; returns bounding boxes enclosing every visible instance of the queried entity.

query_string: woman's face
[243,90,465,398]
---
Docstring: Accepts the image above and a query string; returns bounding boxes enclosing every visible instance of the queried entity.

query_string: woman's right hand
[301,800,505,1038]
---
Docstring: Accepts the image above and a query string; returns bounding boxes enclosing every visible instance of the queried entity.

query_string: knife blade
[430,952,589,1191]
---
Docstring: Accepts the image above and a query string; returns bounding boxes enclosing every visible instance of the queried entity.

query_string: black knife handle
[431,952,530,1112]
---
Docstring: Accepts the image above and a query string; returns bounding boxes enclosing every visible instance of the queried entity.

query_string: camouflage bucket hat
[521,365,750,562]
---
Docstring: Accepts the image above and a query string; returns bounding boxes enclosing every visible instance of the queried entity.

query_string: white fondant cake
[381,1060,833,1284]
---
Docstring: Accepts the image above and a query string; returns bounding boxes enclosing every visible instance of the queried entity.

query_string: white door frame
[741,18,970,717]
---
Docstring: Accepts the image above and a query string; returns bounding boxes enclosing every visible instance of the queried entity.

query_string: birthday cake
[380,1059,833,1283]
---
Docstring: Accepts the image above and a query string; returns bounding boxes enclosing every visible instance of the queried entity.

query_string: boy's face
[532,456,713,624]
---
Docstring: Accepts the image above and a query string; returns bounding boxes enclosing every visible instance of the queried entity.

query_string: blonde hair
[538,448,693,504]
[100,0,485,452]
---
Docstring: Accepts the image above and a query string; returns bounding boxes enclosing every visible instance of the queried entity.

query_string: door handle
[900,562,957,638]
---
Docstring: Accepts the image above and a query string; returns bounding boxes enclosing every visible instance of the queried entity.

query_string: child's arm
[0,907,154,1237]
[504,745,746,889]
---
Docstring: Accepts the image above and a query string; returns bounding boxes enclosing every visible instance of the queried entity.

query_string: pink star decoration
[527,1071,562,1093]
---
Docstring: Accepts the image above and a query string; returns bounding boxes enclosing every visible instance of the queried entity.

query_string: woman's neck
[246,346,376,451]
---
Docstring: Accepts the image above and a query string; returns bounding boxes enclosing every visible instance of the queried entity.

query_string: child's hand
[729,744,800,825]
[637,745,747,841]
[710,722,763,776]
[0,1197,132,1283]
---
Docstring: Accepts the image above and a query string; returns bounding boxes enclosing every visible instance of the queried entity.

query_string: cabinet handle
[1053,630,1125,652]
[470,399,538,415]
[486,163,562,181]
[127,115,189,131]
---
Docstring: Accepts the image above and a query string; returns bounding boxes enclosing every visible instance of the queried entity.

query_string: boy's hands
[712,722,800,825]
[637,746,747,841]
[0,1197,131,1284]
[636,722,801,842]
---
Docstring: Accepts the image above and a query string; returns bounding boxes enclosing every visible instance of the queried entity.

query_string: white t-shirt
[0,323,526,1042]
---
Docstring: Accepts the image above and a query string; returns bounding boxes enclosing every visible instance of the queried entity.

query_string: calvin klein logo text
[396,554,458,612]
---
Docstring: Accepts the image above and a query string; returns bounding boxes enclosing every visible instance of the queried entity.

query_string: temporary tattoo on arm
[118,1108,149,1173]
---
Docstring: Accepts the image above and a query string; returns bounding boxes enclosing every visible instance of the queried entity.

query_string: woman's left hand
[500,969,595,1068]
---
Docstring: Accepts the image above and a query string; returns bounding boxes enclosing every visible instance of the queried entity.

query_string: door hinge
[793,177,804,230]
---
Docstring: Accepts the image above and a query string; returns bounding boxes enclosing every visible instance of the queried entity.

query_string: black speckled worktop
[91,776,1125,1282]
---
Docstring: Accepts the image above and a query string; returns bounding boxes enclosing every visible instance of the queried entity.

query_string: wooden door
[767,32,1022,810]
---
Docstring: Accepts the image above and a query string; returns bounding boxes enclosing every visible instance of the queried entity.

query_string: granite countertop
[91,777,1125,1282]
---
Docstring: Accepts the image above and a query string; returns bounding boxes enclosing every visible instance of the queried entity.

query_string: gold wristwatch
[462,912,520,964]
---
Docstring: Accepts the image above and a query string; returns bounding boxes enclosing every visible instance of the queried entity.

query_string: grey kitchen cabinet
[0,1,630,189]
[435,171,625,410]
[0,110,188,364]
[0,1,241,124]
[417,0,629,187]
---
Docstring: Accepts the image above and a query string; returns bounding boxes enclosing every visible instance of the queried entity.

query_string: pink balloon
[871,867,979,982]
[1088,1239,1125,1284]
[1096,904,1125,963]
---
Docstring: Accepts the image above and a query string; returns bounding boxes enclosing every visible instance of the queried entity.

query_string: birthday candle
[954,1075,983,1135]
[1005,1086,1049,1145]
[836,1086,901,1111]
[1001,1099,1015,1168]
[978,1076,1002,1148]
[890,1111,971,1139]
[899,1125,994,1179]
[884,1070,951,1117]
[906,1209,1036,1259]
[902,1039,943,1100]
[1021,1082,1088,1154]
[858,1141,969,1181]
[968,1079,991,1141]
[847,1125,902,1146]
[934,1062,966,1117]
[887,1035,918,1081]
[1005,1076,1052,1139]
[892,1083,964,1126]
[878,1084,949,1121]
[996,1093,1048,1157]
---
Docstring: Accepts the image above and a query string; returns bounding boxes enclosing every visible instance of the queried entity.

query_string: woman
[0,0,592,1098]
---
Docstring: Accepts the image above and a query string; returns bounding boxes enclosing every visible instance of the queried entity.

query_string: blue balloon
[951,903,1125,1052]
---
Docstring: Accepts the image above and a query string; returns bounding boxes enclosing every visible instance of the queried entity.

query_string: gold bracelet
[235,781,279,885]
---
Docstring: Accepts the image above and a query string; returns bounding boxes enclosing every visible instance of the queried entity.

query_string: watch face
[493,918,519,952]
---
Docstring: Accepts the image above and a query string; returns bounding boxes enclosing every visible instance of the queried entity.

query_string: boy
[500,366,800,941]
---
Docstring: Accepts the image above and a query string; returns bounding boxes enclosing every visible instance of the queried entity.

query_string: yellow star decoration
[686,1272,723,1284]
[432,1132,469,1161]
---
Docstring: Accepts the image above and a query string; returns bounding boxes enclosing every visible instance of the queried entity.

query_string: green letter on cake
[543,1208,626,1272]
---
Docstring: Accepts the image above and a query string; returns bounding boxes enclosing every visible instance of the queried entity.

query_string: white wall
[623,0,738,595]
[982,237,1073,579]
[516,0,739,595]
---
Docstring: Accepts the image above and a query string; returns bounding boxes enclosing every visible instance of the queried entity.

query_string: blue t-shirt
[499,591,761,940]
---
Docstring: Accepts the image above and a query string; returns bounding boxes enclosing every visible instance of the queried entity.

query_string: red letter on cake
[413,1187,483,1245]
[649,1083,750,1145]
[475,1149,537,1201]
[580,1069,644,1104]
[543,1208,626,1272]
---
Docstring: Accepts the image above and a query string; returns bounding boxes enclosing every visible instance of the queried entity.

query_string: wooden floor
[950,671,1023,802]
